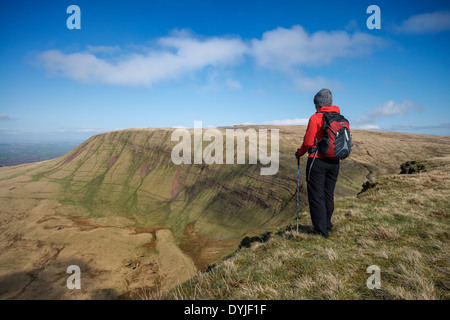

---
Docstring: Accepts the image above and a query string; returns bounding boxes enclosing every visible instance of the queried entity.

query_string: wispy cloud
[56,128,107,133]
[0,113,11,121]
[225,78,242,90]
[85,45,121,54]
[354,124,381,130]
[389,122,450,132]
[355,100,423,124]
[393,11,450,34]
[263,118,309,126]
[352,122,450,133]
[293,76,343,93]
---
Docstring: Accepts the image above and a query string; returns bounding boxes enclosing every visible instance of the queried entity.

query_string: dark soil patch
[400,161,426,174]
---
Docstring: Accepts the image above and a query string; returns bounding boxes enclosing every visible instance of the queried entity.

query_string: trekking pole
[296,154,300,239]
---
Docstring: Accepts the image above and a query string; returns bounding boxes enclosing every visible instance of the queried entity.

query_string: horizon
[1,0,450,142]
[0,122,448,144]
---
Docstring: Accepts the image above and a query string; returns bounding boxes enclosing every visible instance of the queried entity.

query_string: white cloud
[394,11,450,34]
[36,26,385,88]
[355,124,381,130]
[263,118,309,126]
[37,31,248,87]
[355,100,423,124]
[250,25,385,71]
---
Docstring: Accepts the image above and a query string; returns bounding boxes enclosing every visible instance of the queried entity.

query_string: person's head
[314,88,333,111]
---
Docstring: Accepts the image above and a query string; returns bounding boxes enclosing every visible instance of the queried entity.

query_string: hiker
[295,88,350,238]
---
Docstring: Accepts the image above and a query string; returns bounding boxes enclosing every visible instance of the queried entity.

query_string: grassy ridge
[1,127,449,298]
[32,129,309,242]
[158,157,450,300]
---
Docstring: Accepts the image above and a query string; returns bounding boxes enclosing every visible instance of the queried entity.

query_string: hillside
[0,126,449,299]
[160,157,450,300]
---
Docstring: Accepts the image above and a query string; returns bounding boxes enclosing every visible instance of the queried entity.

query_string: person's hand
[295,148,301,159]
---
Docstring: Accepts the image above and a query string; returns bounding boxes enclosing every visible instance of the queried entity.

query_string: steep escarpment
[0,126,449,299]
[163,156,450,300]
[31,128,305,241]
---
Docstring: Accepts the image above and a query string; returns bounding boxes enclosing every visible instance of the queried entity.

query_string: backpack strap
[306,112,325,180]
[322,112,337,135]
[308,112,325,154]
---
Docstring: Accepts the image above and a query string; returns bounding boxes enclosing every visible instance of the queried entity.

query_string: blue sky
[0,0,449,141]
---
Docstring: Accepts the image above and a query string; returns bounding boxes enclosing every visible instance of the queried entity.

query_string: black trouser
[306,157,340,238]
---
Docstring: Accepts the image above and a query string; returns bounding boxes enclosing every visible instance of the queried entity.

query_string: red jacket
[297,105,341,159]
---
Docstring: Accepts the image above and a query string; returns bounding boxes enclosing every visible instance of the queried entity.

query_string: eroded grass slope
[160,157,450,300]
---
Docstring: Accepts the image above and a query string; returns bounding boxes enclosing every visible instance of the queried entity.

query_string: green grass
[156,158,450,300]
